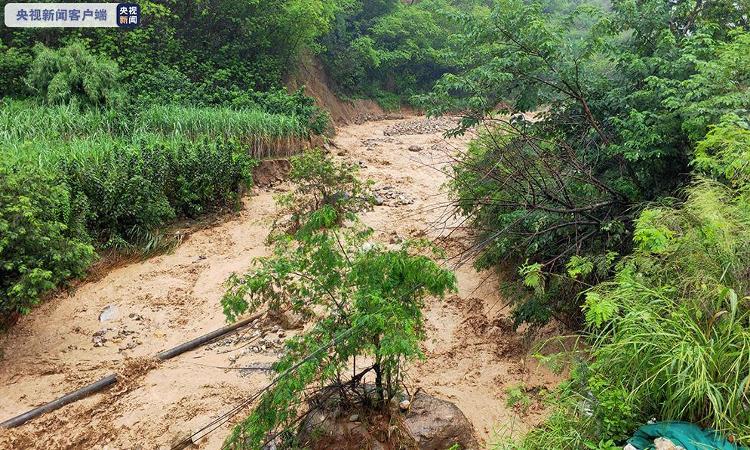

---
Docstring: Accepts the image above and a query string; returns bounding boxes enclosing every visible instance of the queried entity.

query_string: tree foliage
[0,167,95,323]
[221,152,456,449]
[320,0,483,106]
[1,0,344,109]
[423,0,750,326]
[271,150,373,236]
[492,4,750,445]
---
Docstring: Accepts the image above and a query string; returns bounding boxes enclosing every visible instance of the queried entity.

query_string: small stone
[408,145,423,152]
[399,400,411,411]
[373,194,384,206]
[349,414,359,422]
[99,305,118,322]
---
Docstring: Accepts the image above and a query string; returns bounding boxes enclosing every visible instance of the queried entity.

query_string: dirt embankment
[286,54,412,126]
[0,116,560,449]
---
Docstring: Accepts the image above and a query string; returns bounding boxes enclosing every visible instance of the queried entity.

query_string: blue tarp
[628,422,747,450]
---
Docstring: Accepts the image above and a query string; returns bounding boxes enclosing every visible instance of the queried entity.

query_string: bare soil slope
[0,117,559,449]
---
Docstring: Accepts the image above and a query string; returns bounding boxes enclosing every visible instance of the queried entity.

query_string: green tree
[319,0,479,105]
[420,0,749,326]
[221,152,456,448]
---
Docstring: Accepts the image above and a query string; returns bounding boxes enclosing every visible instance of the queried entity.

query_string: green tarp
[628,422,747,450]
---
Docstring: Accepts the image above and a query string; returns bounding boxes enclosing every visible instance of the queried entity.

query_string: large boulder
[402,393,479,450]
[296,387,478,450]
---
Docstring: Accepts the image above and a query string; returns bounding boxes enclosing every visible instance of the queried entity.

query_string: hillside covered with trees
[1,0,750,449]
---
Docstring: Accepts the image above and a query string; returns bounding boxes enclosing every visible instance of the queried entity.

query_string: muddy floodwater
[0,117,560,449]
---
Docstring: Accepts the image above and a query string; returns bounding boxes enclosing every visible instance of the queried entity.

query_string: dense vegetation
[417,0,750,447]
[0,1,338,323]
[424,0,750,328]
[320,0,486,108]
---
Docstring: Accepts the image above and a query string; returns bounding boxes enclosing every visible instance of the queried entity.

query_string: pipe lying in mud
[0,314,262,429]
[0,374,118,428]
[155,314,260,361]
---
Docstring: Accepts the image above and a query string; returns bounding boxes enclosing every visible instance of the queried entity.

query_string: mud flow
[0,117,560,449]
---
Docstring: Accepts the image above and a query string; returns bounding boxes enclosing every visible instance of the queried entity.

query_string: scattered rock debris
[383,117,455,136]
[361,137,398,148]
[373,185,415,206]
[354,112,405,124]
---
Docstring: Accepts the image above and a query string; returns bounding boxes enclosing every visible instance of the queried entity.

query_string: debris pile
[373,185,416,206]
[383,117,455,136]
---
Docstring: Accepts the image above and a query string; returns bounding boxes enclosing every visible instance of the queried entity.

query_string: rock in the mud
[402,393,479,450]
[383,117,455,136]
[99,305,118,322]
[92,329,108,347]
[373,194,384,206]
[270,309,305,330]
[408,145,423,152]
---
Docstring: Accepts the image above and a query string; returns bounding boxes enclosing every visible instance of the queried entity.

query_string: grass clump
[136,105,310,158]
[583,181,750,443]
[0,99,126,142]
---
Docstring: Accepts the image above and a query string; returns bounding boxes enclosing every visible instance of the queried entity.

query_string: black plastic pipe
[0,313,261,428]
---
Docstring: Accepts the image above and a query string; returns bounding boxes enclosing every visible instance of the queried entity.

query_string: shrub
[0,44,31,98]
[25,42,122,108]
[248,88,331,135]
[272,149,373,236]
[0,167,95,322]
[62,137,255,248]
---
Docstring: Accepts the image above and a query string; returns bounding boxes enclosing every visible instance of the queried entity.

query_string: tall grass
[135,105,310,158]
[0,99,125,142]
[0,100,313,162]
[584,181,750,444]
